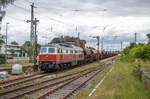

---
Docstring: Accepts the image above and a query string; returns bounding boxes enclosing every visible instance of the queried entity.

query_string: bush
[119,55,135,63]
[0,54,6,64]
[121,43,150,62]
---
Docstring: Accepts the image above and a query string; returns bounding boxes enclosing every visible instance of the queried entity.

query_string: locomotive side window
[66,50,68,54]
[40,48,47,53]
[48,48,55,53]
[75,50,77,53]
[70,50,73,54]
[57,49,61,53]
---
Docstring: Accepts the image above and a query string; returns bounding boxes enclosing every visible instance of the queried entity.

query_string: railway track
[0,73,49,89]
[0,56,116,99]
[0,67,99,99]
[0,72,42,85]
[37,67,103,99]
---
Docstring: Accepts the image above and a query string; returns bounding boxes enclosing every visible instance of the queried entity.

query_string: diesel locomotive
[38,36,116,72]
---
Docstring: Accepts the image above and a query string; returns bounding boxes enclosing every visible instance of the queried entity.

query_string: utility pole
[27,3,35,62]
[77,32,80,46]
[5,22,9,64]
[96,36,100,51]
[101,37,104,51]
[33,18,39,71]
[121,41,122,51]
[100,37,103,59]
[135,32,137,43]
[75,26,78,35]
[78,32,80,39]
[89,35,100,60]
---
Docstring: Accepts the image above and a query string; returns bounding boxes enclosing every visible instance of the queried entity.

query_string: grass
[58,57,115,77]
[141,61,150,73]
[59,62,100,76]
[77,61,150,99]
[0,60,33,68]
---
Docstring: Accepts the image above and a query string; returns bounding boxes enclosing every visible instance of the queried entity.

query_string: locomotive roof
[42,43,83,50]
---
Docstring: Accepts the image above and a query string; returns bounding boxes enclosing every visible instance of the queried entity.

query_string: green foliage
[9,49,15,56]
[119,55,135,63]
[0,40,5,44]
[24,94,29,99]
[21,41,41,57]
[0,54,6,64]
[132,59,142,80]
[40,89,44,93]
[0,0,15,7]
[122,42,136,55]
[146,33,150,42]
[11,41,18,45]
[121,42,150,62]
[22,41,32,57]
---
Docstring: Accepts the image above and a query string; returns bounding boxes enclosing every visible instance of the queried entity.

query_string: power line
[6,15,26,22]
[12,3,73,27]
[12,4,30,12]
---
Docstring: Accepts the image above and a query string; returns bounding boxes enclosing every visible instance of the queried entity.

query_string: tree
[0,54,6,64]
[146,33,150,42]
[22,41,33,57]
[9,49,15,56]
[0,39,5,44]
[23,41,31,47]
[0,0,15,7]
[11,41,18,45]
[21,41,41,57]
[122,42,136,55]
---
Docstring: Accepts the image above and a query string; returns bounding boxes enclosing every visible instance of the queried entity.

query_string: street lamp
[5,22,9,63]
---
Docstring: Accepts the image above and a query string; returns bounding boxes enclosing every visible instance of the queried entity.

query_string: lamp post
[5,22,9,63]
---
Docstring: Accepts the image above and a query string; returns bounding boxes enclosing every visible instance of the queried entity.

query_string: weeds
[24,94,29,99]
[0,86,5,93]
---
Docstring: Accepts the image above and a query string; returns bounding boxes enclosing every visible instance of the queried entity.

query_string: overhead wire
[11,3,70,27]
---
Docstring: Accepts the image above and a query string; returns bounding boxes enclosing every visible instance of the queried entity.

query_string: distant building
[0,44,21,57]
[7,44,21,57]
[0,44,5,54]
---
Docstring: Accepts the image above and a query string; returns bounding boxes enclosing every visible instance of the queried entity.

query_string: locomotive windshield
[48,48,55,53]
[40,48,47,53]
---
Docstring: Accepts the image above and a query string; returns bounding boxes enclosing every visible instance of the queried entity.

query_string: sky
[1,0,150,51]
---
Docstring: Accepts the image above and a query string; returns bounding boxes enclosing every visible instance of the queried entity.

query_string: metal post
[121,41,122,51]
[5,22,9,63]
[101,37,104,59]
[97,36,100,51]
[101,37,103,51]
[27,3,35,62]
[33,18,39,71]
[135,32,137,43]
[30,3,34,46]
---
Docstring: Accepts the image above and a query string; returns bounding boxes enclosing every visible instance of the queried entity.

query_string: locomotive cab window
[40,48,47,53]
[48,48,55,53]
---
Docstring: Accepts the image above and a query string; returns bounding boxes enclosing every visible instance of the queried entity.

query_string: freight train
[38,36,117,72]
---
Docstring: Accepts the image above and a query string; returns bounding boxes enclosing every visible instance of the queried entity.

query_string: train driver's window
[48,48,55,53]
[40,48,47,53]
